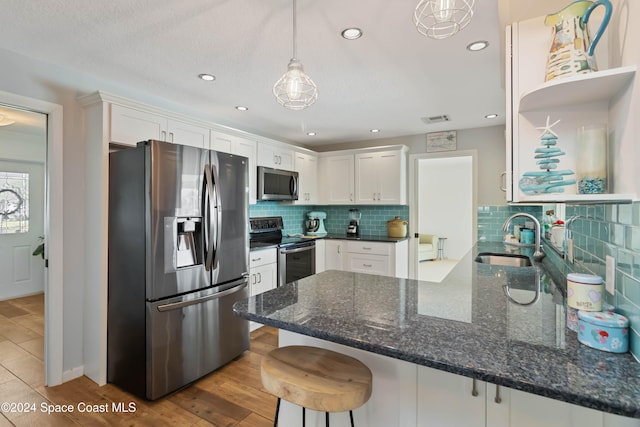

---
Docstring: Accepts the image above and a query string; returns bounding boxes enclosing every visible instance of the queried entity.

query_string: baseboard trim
[62,366,84,383]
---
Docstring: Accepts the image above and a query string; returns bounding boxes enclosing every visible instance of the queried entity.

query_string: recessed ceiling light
[198,73,216,81]
[466,41,489,52]
[370,129,380,133]
[341,28,363,40]
[307,132,316,136]
[235,106,248,111]
[485,113,498,119]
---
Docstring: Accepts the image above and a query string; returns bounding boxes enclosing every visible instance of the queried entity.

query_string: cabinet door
[110,104,166,145]
[257,143,294,170]
[490,386,638,427]
[417,366,485,427]
[250,263,277,296]
[377,151,404,204]
[295,152,318,204]
[354,153,379,203]
[210,132,233,153]
[321,155,354,204]
[324,240,346,271]
[166,120,209,148]
[355,151,405,204]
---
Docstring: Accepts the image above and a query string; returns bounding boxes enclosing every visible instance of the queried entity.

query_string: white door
[0,161,45,300]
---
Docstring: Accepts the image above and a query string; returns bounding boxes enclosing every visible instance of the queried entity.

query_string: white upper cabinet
[355,149,406,204]
[319,154,355,205]
[211,131,257,205]
[110,104,209,148]
[257,142,295,171]
[294,151,318,204]
[506,17,637,203]
[319,146,408,205]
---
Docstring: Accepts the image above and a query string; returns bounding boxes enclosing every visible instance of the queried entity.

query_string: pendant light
[273,0,318,110]
[414,0,475,40]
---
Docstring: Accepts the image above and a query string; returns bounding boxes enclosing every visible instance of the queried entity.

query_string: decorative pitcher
[544,0,612,82]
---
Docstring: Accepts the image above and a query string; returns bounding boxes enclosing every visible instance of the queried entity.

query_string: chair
[418,234,439,261]
[261,345,373,427]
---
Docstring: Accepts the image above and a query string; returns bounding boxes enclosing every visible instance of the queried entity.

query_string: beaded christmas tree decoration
[519,116,576,195]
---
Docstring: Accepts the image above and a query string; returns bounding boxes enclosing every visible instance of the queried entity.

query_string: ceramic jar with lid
[577,311,629,353]
[387,217,408,238]
[567,273,603,311]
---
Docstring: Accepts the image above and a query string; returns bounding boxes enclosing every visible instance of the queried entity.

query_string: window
[0,171,29,234]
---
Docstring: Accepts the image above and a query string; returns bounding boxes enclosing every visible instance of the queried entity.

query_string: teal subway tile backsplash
[478,201,640,362]
[476,205,542,242]
[249,202,409,237]
[561,202,640,362]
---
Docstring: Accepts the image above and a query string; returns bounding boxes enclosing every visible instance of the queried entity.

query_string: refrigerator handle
[204,165,215,271]
[156,280,248,312]
[211,164,223,270]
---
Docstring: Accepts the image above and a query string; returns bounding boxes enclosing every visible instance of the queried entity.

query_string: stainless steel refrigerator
[108,140,250,400]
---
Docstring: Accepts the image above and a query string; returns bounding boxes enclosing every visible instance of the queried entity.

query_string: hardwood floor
[0,294,279,426]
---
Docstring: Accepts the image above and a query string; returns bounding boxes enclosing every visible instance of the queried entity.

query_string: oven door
[278,242,315,286]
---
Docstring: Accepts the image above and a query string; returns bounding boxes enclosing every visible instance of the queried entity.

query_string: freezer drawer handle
[156,282,248,312]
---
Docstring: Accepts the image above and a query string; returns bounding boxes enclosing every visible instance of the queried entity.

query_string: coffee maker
[305,211,327,236]
[347,209,361,236]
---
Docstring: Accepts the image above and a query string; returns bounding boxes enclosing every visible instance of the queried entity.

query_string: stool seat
[261,345,372,414]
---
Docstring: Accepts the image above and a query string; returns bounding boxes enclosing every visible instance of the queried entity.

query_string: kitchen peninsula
[234,242,640,427]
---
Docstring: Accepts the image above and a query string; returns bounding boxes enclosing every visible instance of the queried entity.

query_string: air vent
[421,114,451,124]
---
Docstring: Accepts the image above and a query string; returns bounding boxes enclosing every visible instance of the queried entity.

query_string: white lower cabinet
[418,366,485,427]
[325,239,408,278]
[418,366,639,427]
[248,248,277,332]
[487,385,639,427]
[324,240,346,271]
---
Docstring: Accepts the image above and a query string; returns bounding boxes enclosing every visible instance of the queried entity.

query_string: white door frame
[0,90,63,386]
[408,150,477,279]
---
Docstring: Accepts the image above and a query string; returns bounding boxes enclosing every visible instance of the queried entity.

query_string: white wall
[418,156,473,260]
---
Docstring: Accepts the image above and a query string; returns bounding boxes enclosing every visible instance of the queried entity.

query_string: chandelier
[273,0,318,110]
[414,0,476,40]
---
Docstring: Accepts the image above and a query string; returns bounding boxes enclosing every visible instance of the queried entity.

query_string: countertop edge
[236,309,639,419]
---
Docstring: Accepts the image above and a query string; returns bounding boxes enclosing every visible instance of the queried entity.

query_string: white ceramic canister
[567,273,603,311]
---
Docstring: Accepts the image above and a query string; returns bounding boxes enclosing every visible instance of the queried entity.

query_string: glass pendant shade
[414,0,475,39]
[273,0,318,110]
[273,59,318,110]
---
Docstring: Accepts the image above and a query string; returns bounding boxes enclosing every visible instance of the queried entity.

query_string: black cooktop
[249,216,311,249]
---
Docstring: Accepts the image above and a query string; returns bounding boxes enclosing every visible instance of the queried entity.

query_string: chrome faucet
[502,212,545,261]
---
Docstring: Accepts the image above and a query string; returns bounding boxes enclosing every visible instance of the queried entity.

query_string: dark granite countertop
[233,242,640,418]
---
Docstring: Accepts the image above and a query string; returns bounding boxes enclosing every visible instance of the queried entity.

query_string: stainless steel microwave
[257,166,299,201]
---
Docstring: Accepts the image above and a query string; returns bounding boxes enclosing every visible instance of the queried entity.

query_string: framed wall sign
[426,131,457,152]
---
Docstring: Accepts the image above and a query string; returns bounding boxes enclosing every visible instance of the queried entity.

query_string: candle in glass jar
[576,124,607,194]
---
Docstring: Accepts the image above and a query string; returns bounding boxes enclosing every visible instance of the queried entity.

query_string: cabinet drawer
[347,241,392,256]
[249,248,277,268]
[347,254,390,276]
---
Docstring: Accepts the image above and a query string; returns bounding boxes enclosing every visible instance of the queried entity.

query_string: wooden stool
[261,345,373,427]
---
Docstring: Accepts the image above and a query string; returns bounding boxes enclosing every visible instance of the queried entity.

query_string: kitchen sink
[474,252,532,267]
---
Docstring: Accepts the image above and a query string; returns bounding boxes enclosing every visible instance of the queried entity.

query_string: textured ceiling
[0,0,555,146]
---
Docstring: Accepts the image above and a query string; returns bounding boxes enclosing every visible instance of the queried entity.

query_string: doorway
[0,108,46,300]
[409,150,477,281]
[0,93,64,387]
